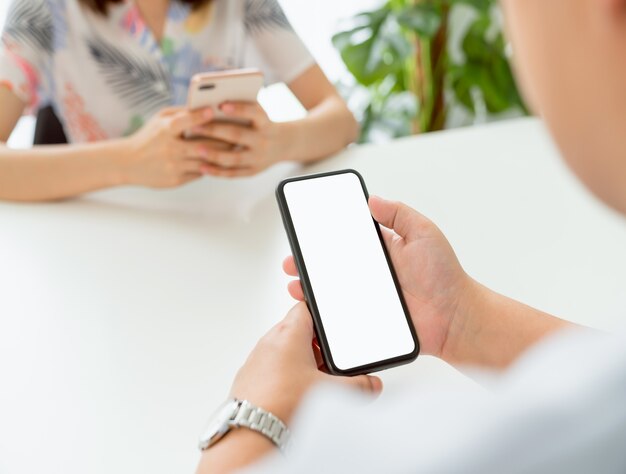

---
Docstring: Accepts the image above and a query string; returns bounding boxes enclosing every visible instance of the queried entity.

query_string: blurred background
[1,0,526,148]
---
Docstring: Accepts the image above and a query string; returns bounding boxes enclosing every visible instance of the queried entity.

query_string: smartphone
[276,169,419,376]
[187,68,264,127]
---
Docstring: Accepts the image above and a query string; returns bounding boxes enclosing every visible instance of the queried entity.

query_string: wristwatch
[198,399,290,452]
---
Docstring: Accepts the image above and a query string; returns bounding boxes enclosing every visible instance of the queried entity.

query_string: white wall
[261,0,380,122]
[0,2,8,28]
[282,0,380,83]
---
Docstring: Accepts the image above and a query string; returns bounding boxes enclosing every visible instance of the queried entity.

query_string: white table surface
[1,117,625,474]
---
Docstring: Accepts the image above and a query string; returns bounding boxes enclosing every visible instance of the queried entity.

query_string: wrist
[197,427,274,474]
[85,138,133,188]
[230,391,296,426]
[440,277,571,369]
[110,136,139,186]
[274,120,303,163]
[439,276,489,366]
[196,398,289,473]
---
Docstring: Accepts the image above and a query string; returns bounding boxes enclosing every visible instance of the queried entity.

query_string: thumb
[338,374,383,396]
[369,195,425,241]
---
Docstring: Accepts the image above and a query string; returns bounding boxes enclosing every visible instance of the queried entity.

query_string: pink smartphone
[187,68,264,126]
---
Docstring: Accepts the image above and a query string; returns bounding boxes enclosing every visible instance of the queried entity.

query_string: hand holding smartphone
[187,68,263,126]
[276,170,420,376]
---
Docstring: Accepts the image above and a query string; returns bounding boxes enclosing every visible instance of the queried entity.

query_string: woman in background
[0,0,358,201]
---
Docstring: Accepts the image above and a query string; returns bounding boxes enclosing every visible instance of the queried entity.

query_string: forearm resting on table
[443,279,577,369]
[280,95,359,165]
[0,140,128,202]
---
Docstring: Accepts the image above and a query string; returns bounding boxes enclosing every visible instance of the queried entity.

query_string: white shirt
[0,0,314,142]
[248,329,626,473]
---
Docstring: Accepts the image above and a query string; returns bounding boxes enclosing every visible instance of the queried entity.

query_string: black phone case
[275,169,420,376]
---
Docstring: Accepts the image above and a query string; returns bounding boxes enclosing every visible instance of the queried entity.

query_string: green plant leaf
[397,4,442,38]
[448,0,492,11]
[461,17,492,62]
[332,5,411,86]
[333,0,527,142]
[451,75,475,113]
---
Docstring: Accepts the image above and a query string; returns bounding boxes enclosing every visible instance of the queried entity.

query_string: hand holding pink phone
[187,68,263,128]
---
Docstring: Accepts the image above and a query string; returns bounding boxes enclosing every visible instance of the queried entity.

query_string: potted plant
[333,0,528,142]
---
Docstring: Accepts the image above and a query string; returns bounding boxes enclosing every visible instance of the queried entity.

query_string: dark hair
[79,0,212,15]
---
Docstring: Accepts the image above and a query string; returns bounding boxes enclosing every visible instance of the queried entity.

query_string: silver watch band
[231,400,290,451]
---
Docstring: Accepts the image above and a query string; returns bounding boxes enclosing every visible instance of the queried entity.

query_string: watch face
[198,399,239,450]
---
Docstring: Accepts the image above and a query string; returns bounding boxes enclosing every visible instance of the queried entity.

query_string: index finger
[169,107,213,135]
[158,106,185,117]
[220,101,266,127]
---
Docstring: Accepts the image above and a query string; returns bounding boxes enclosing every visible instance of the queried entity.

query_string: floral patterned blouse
[0,0,314,143]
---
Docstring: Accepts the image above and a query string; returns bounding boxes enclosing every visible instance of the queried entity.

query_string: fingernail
[369,195,387,207]
[220,103,235,113]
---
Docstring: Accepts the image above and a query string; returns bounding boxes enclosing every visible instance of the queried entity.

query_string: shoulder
[3,0,55,53]
[241,0,293,35]
[204,0,293,35]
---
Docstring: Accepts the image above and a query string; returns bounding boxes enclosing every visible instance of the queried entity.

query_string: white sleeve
[0,0,53,107]
[244,329,626,473]
[241,0,315,85]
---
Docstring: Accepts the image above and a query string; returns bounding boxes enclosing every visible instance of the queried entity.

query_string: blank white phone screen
[283,172,416,371]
